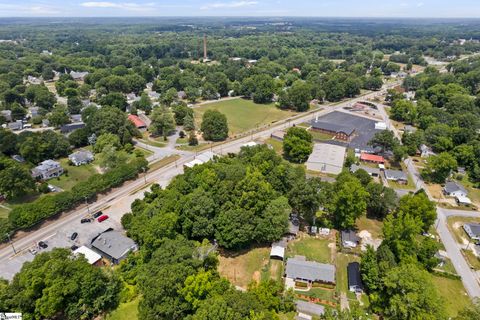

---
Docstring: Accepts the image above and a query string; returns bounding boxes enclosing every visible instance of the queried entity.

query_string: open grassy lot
[0,205,10,219]
[49,158,98,191]
[265,138,283,154]
[286,234,333,264]
[431,275,470,318]
[308,130,335,142]
[335,253,361,295]
[447,216,480,244]
[194,98,297,136]
[148,155,181,172]
[459,174,480,206]
[218,246,270,289]
[356,216,383,239]
[106,298,139,320]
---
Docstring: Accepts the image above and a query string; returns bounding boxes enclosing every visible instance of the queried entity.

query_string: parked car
[97,215,109,222]
[81,218,91,223]
[38,241,48,249]
[70,232,78,241]
[70,245,78,251]
[93,211,103,218]
[29,248,37,255]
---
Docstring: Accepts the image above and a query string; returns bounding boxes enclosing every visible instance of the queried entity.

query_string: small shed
[270,240,286,260]
[347,262,363,293]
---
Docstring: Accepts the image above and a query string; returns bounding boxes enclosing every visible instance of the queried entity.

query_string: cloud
[0,3,60,15]
[417,2,425,7]
[201,1,258,10]
[80,1,156,11]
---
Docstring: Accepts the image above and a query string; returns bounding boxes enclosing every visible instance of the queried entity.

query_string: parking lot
[315,111,378,151]
[1,188,144,280]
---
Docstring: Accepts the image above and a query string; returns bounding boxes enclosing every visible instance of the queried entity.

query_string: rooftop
[444,181,467,195]
[73,246,102,265]
[285,256,335,283]
[91,230,137,260]
[347,262,363,290]
[310,120,355,136]
[384,169,407,180]
[128,114,147,128]
[360,153,385,163]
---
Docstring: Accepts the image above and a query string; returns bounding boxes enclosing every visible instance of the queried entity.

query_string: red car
[97,215,109,222]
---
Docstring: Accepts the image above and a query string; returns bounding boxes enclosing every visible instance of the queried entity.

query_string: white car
[29,248,37,255]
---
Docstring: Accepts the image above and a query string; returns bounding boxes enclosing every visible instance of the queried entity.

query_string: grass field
[356,216,383,239]
[0,206,10,218]
[194,98,297,136]
[447,216,480,244]
[336,253,361,295]
[309,130,334,142]
[265,138,283,154]
[218,246,270,289]
[431,275,471,318]
[106,298,139,320]
[147,155,181,172]
[286,235,332,264]
[50,158,98,191]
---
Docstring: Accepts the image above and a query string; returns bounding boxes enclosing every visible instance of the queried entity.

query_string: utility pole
[6,233,16,254]
[143,167,147,184]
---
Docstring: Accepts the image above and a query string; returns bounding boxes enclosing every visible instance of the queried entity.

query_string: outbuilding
[347,262,363,293]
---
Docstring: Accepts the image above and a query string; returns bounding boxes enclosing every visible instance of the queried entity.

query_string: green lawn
[265,138,283,154]
[49,158,97,191]
[356,216,383,239]
[147,155,181,172]
[431,275,471,318]
[459,174,480,205]
[336,253,361,295]
[134,146,154,158]
[194,98,297,136]
[218,246,270,289]
[0,205,10,219]
[286,236,332,264]
[137,138,166,148]
[309,130,335,142]
[106,298,139,320]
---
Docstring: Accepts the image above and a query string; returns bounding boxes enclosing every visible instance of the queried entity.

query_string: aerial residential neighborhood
[0,2,480,320]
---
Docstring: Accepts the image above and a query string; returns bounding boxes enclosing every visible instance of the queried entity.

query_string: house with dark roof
[341,230,360,248]
[347,262,363,293]
[384,169,408,184]
[310,119,355,141]
[285,256,335,285]
[60,122,85,134]
[91,230,138,264]
[350,164,380,177]
[443,181,468,198]
[69,149,94,166]
[463,224,480,241]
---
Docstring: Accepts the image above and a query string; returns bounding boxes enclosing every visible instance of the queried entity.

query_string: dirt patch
[358,230,382,250]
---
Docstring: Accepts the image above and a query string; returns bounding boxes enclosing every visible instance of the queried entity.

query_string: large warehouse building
[306,143,346,175]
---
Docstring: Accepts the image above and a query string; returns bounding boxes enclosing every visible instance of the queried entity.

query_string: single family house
[31,160,63,180]
[69,150,94,166]
[285,256,335,285]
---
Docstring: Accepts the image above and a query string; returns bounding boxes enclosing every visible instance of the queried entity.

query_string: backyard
[217,246,272,289]
[194,98,297,136]
[106,298,139,320]
[286,234,333,264]
[431,275,471,318]
[50,158,98,191]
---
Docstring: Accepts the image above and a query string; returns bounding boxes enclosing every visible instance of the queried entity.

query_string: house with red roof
[128,114,147,130]
[360,153,385,164]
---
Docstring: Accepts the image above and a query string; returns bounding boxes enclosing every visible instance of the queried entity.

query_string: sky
[0,0,479,18]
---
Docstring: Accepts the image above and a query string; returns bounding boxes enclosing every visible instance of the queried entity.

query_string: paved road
[375,100,480,298]
[0,85,395,280]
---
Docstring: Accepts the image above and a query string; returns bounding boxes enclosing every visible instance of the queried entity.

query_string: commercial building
[91,230,138,264]
[310,120,355,142]
[306,143,346,175]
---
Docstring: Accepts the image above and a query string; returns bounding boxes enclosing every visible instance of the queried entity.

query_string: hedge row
[2,157,147,242]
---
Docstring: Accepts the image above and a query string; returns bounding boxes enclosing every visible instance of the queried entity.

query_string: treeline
[390,61,480,184]
[122,145,305,250]
[0,156,147,242]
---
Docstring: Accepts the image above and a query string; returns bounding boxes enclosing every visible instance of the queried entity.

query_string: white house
[443,181,468,198]
[69,150,94,166]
